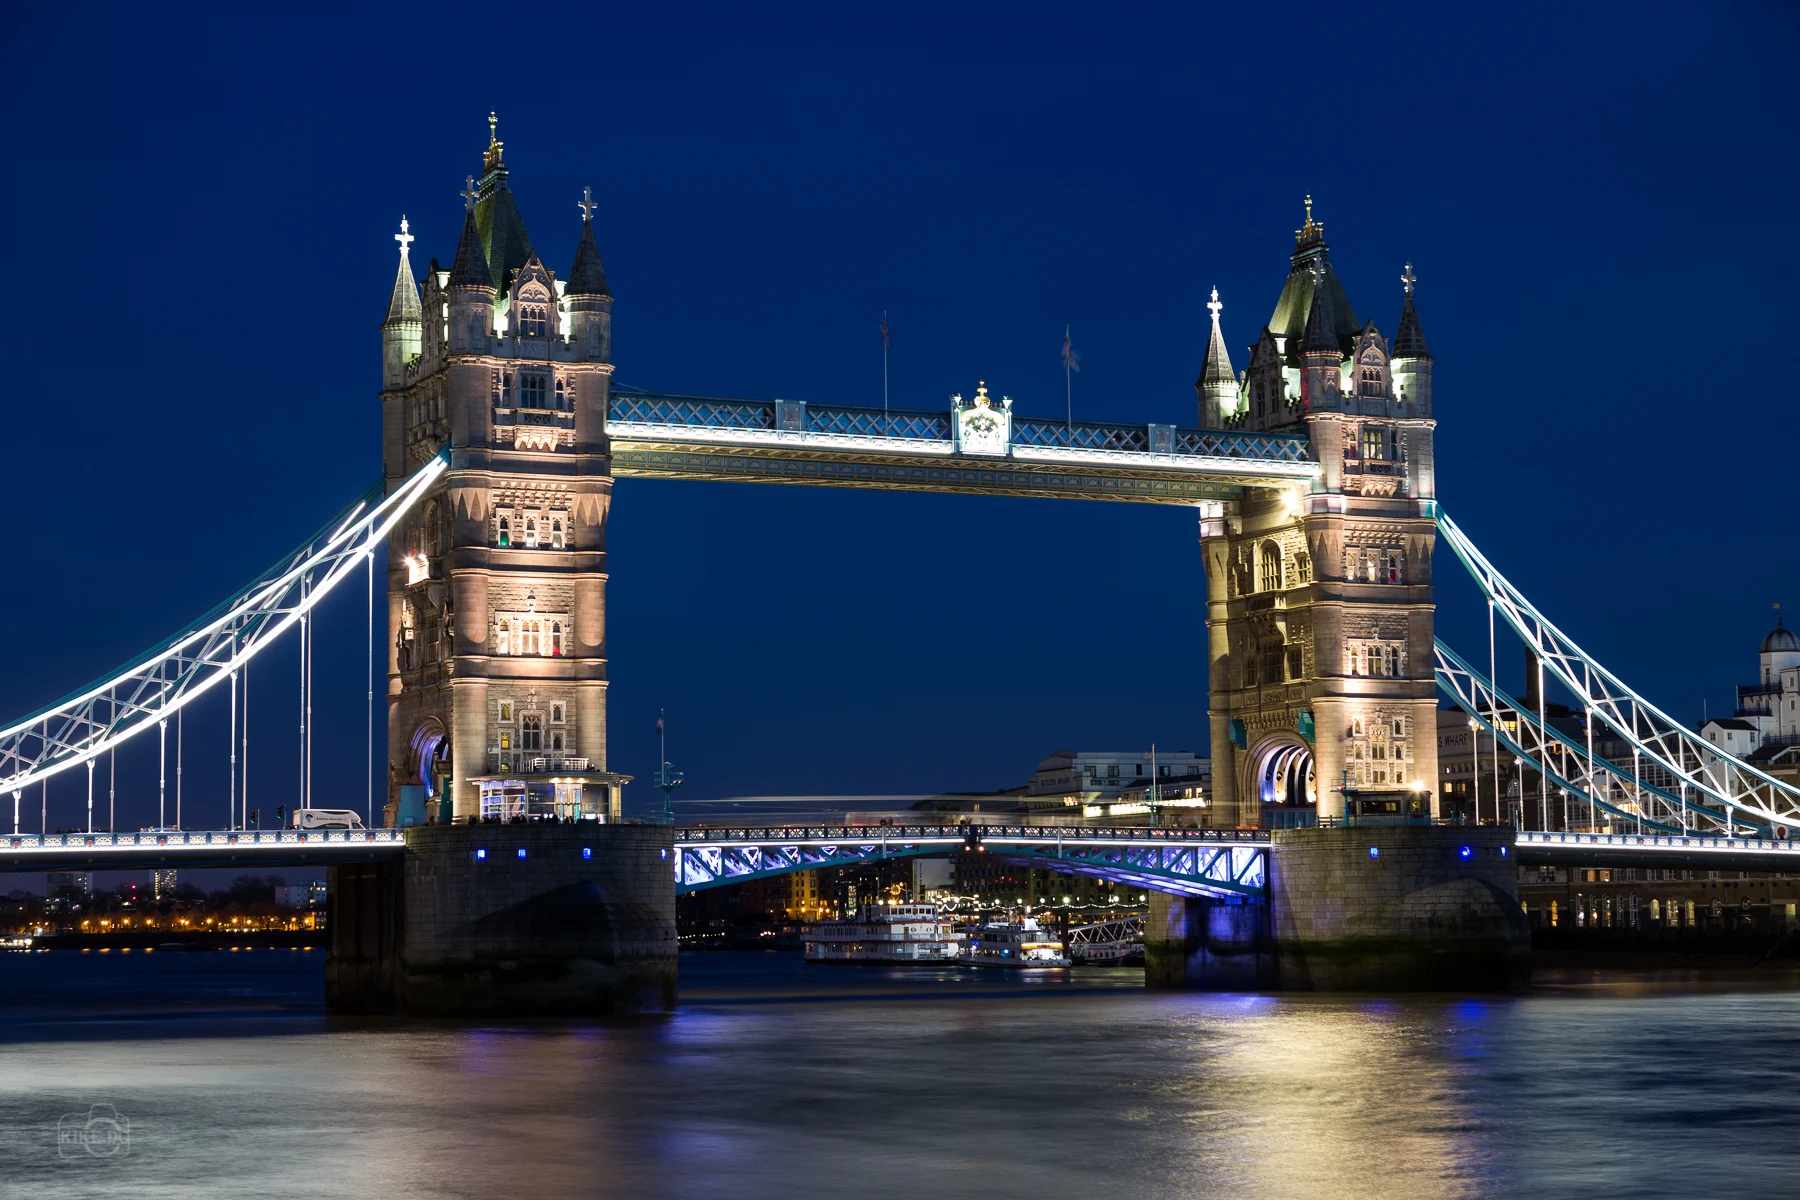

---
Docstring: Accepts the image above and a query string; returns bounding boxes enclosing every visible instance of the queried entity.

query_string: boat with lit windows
[965,917,1071,967]
[802,903,964,963]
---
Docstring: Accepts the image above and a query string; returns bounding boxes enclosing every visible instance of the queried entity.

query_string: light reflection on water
[0,951,1797,1198]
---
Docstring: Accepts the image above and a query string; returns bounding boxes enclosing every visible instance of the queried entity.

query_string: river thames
[1,951,1797,1198]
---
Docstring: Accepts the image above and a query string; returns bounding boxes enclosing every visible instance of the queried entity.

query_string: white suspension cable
[0,451,447,797]
[1438,509,1800,832]
[229,669,238,832]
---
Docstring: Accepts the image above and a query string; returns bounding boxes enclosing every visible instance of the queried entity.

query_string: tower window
[500,703,513,721]
[519,306,548,338]
[522,716,542,751]
[551,704,564,723]
[1259,542,1282,593]
[521,374,547,408]
[524,518,538,548]
[551,622,564,656]
[555,378,568,410]
[551,519,564,549]
[1359,366,1382,396]
[552,732,564,751]
[1386,553,1402,583]
[1362,427,1387,461]
[498,517,511,547]
[496,621,511,655]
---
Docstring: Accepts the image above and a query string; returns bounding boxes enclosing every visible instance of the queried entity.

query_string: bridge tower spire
[1199,201,1439,828]
[378,121,622,826]
[1196,286,1241,427]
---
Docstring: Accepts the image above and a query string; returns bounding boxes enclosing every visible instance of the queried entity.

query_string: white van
[292,808,365,830]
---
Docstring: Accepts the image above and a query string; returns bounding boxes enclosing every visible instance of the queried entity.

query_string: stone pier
[327,823,677,1016]
[1148,825,1529,991]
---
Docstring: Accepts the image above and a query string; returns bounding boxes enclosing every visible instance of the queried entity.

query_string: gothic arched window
[551,622,563,656]
[1359,366,1382,396]
[1259,542,1282,593]
[551,519,564,549]
[498,517,511,547]
[522,716,542,751]
[524,519,537,549]
[496,620,511,655]
[552,732,564,751]
[551,704,564,723]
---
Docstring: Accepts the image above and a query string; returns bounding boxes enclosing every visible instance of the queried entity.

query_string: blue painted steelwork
[672,825,1270,899]
[609,386,1315,468]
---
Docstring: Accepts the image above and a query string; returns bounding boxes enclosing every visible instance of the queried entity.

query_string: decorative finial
[462,176,478,212]
[975,381,991,407]
[1778,602,1786,628]
[395,216,415,257]
[578,185,597,223]
[1207,286,1223,326]
[1309,257,1327,288]
[1294,194,1325,247]
[1305,194,1313,224]
[483,113,504,171]
[1402,261,1417,295]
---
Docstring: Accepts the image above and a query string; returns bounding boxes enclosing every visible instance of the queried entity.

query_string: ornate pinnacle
[1207,286,1223,325]
[462,176,478,212]
[1402,261,1417,295]
[578,185,597,222]
[395,216,415,256]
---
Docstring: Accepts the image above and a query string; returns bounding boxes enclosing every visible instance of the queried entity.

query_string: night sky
[2,2,1796,832]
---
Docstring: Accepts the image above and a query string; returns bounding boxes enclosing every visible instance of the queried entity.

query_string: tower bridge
[4,126,1797,1010]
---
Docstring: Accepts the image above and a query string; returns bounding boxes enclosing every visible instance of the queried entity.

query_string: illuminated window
[498,517,511,547]
[1362,426,1386,461]
[496,621,511,655]
[519,306,548,338]
[551,622,564,656]
[1386,552,1401,583]
[1259,541,1282,592]
[524,518,538,548]
[500,703,512,721]
[500,732,511,750]
[551,519,564,549]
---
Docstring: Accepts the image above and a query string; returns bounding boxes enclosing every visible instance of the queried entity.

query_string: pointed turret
[565,186,614,362]
[473,112,535,299]
[381,218,424,388]
[1299,262,1342,413]
[1391,261,1433,416]
[449,206,493,290]
[1195,287,1240,427]
[566,192,611,298]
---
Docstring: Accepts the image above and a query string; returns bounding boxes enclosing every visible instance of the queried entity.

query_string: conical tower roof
[472,117,534,297]
[1393,265,1431,359]
[566,209,611,298]
[1300,268,1337,356]
[448,207,492,289]
[1267,198,1359,354]
[1195,286,1235,386]
[384,218,422,324]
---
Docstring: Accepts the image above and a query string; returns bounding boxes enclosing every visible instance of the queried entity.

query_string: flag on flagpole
[1060,327,1080,373]
[880,313,890,351]
[656,713,665,735]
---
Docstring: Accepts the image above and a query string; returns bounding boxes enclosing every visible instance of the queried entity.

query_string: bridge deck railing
[672,825,1273,844]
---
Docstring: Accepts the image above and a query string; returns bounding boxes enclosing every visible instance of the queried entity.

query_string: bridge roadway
[5,825,1798,883]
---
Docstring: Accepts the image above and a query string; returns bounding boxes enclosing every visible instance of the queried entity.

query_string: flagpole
[881,312,890,435]
[1064,324,1073,433]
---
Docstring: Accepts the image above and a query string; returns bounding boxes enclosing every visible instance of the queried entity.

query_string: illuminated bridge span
[674,825,1271,899]
[0,828,406,872]
[607,386,1319,504]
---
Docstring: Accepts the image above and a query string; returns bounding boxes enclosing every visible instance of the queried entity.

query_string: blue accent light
[1459,845,1472,859]
[517,848,527,859]
[476,848,486,860]
[1499,846,1508,857]
[661,849,668,860]
[1368,846,1380,858]
[582,847,592,859]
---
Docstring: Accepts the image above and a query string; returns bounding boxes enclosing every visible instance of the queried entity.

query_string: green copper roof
[475,166,535,299]
[1268,246,1360,357]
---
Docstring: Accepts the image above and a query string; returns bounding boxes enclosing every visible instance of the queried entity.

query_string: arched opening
[1253,738,1316,815]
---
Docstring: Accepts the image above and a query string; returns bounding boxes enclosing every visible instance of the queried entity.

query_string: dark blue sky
[1,1,1796,829]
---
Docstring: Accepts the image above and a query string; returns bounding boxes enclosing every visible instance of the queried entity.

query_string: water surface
[1,950,1795,1198]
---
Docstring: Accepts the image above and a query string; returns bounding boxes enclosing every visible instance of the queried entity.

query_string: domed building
[1712,610,1800,771]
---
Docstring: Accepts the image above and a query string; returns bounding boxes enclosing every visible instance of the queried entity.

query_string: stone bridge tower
[377,119,621,824]
[1197,201,1439,827]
